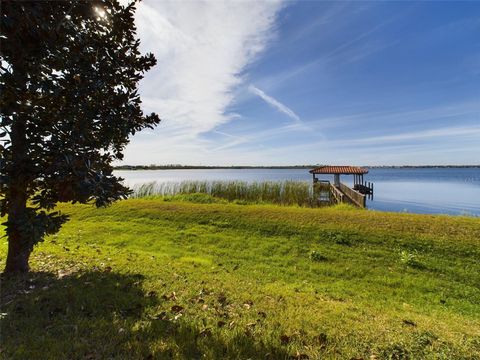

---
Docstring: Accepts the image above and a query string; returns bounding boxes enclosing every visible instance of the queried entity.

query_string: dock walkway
[315,182,368,208]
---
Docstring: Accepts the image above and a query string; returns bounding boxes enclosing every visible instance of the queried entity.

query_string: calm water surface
[114,168,480,216]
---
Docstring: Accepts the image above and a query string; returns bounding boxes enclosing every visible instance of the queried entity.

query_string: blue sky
[123,1,480,166]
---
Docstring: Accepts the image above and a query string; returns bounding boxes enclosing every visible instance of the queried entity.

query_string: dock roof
[309,165,368,175]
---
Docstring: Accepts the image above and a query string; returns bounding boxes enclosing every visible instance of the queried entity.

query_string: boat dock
[310,166,374,208]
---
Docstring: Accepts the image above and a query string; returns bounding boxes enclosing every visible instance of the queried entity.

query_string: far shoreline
[114,165,480,170]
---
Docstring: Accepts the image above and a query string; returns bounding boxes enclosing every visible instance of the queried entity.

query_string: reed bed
[130,180,324,207]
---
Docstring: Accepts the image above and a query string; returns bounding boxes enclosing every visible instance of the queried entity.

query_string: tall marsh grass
[131,180,325,207]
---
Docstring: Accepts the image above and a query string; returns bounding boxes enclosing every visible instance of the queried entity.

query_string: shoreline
[114,165,480,170]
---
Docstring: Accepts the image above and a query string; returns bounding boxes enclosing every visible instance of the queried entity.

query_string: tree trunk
[5,224,31,273]
[4,114,30,274]
[4,181,30,273]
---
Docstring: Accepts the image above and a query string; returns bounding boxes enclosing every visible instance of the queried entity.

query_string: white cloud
[120,0,284,164]
[123,0,282,160]
[209,122,311,152]
[351,125,480,145]
[248,85,301,122]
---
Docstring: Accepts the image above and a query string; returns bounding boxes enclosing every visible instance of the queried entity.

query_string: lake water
[114,168,480,216]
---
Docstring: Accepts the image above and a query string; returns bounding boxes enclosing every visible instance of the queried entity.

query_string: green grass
[1,197,479,359]
[131,180,327,207]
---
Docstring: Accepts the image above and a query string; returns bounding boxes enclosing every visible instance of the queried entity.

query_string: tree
[0,1,160,273]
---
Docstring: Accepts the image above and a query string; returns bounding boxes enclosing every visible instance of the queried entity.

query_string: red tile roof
[309,166,368,175]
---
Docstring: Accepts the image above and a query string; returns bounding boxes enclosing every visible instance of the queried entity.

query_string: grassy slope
[1,197,479,359]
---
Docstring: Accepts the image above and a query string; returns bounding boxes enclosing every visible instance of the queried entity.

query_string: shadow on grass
[0,270,291,359]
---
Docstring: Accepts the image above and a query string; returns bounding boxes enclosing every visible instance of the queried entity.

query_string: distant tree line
[114,165,321,170]
[114,164,479,170]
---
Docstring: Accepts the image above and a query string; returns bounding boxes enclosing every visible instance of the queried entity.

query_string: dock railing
[339,183,366,208]
[330,184,344,204]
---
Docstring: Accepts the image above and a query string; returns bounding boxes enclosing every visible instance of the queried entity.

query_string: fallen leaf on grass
[258,311,267,318]
[199,328,212,337]
[199,288,211,296]
[243,300,254,309]
[316,333,328,345]
[403,319,416,327]
[171,305,184,313]
[152,311,167,320]
[218,293,228,306]
[189,296,204,304]
[280,334,290,345]
[162,292,177,301]
[57,270,72,279]
[294,352,310,360]
[146,291,157,298]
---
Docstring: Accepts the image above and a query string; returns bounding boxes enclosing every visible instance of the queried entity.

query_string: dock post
[334,174,340,187]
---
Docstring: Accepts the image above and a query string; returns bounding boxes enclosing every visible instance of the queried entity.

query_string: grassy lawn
[1,195,479,359]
